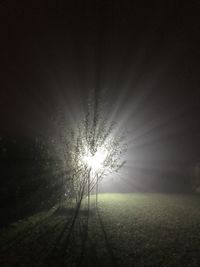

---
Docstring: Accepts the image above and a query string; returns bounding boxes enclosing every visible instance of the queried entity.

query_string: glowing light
[83,148,107,172]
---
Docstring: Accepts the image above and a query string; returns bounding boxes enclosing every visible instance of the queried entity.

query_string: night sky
[0,1,200,191]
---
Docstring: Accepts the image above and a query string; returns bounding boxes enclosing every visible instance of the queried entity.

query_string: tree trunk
[88,169,91,213]
[96,175,99,208]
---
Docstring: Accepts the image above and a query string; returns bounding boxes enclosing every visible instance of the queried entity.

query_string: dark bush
[0,136,65,227]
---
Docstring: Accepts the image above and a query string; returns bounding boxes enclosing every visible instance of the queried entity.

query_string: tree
[56,90,127,212]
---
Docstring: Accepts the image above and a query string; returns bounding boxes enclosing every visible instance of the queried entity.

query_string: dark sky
[0,0,200,190]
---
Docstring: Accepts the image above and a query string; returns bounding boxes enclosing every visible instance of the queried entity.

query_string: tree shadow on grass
[45,206,118,267]
[57,207,118,267]
[96,208,118,267]
[0,206,118,267]
[45,207,105,267]
[0,207,76,267]
[44,207,93,267]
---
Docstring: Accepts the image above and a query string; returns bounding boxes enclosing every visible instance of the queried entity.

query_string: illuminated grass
[1,193,200,266]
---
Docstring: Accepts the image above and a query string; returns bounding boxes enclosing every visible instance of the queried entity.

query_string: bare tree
[55,90,127,214]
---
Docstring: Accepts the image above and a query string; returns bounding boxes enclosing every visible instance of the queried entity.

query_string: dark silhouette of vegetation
[0,136,65,227]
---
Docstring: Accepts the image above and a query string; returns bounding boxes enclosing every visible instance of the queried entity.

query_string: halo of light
[83,148,107,172]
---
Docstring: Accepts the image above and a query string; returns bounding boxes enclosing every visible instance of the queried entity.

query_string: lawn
[1,193,200,267]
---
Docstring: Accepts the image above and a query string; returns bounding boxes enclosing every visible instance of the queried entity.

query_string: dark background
[0,0,200,224]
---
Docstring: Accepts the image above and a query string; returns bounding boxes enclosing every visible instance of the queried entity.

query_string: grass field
[1,193,200,267]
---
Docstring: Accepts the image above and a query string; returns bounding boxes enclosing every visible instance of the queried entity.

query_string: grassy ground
[1,193,200,267]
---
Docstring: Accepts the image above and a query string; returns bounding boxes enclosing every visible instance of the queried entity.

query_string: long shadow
[44,207,91,267]
[49,207,75,246]
[75,211,90,267]
[74,208,100,267]
[42,207,81,267]
[56,209,91,267]
[1,206,81,267]
[54,207,118,267]
[86,232,101,267]
[55,208,101,267]
[2,205,119,267]
[97,208,118,267]
[44,219,73,266]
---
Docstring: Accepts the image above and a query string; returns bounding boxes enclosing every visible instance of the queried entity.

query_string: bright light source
[83,148,107,172]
